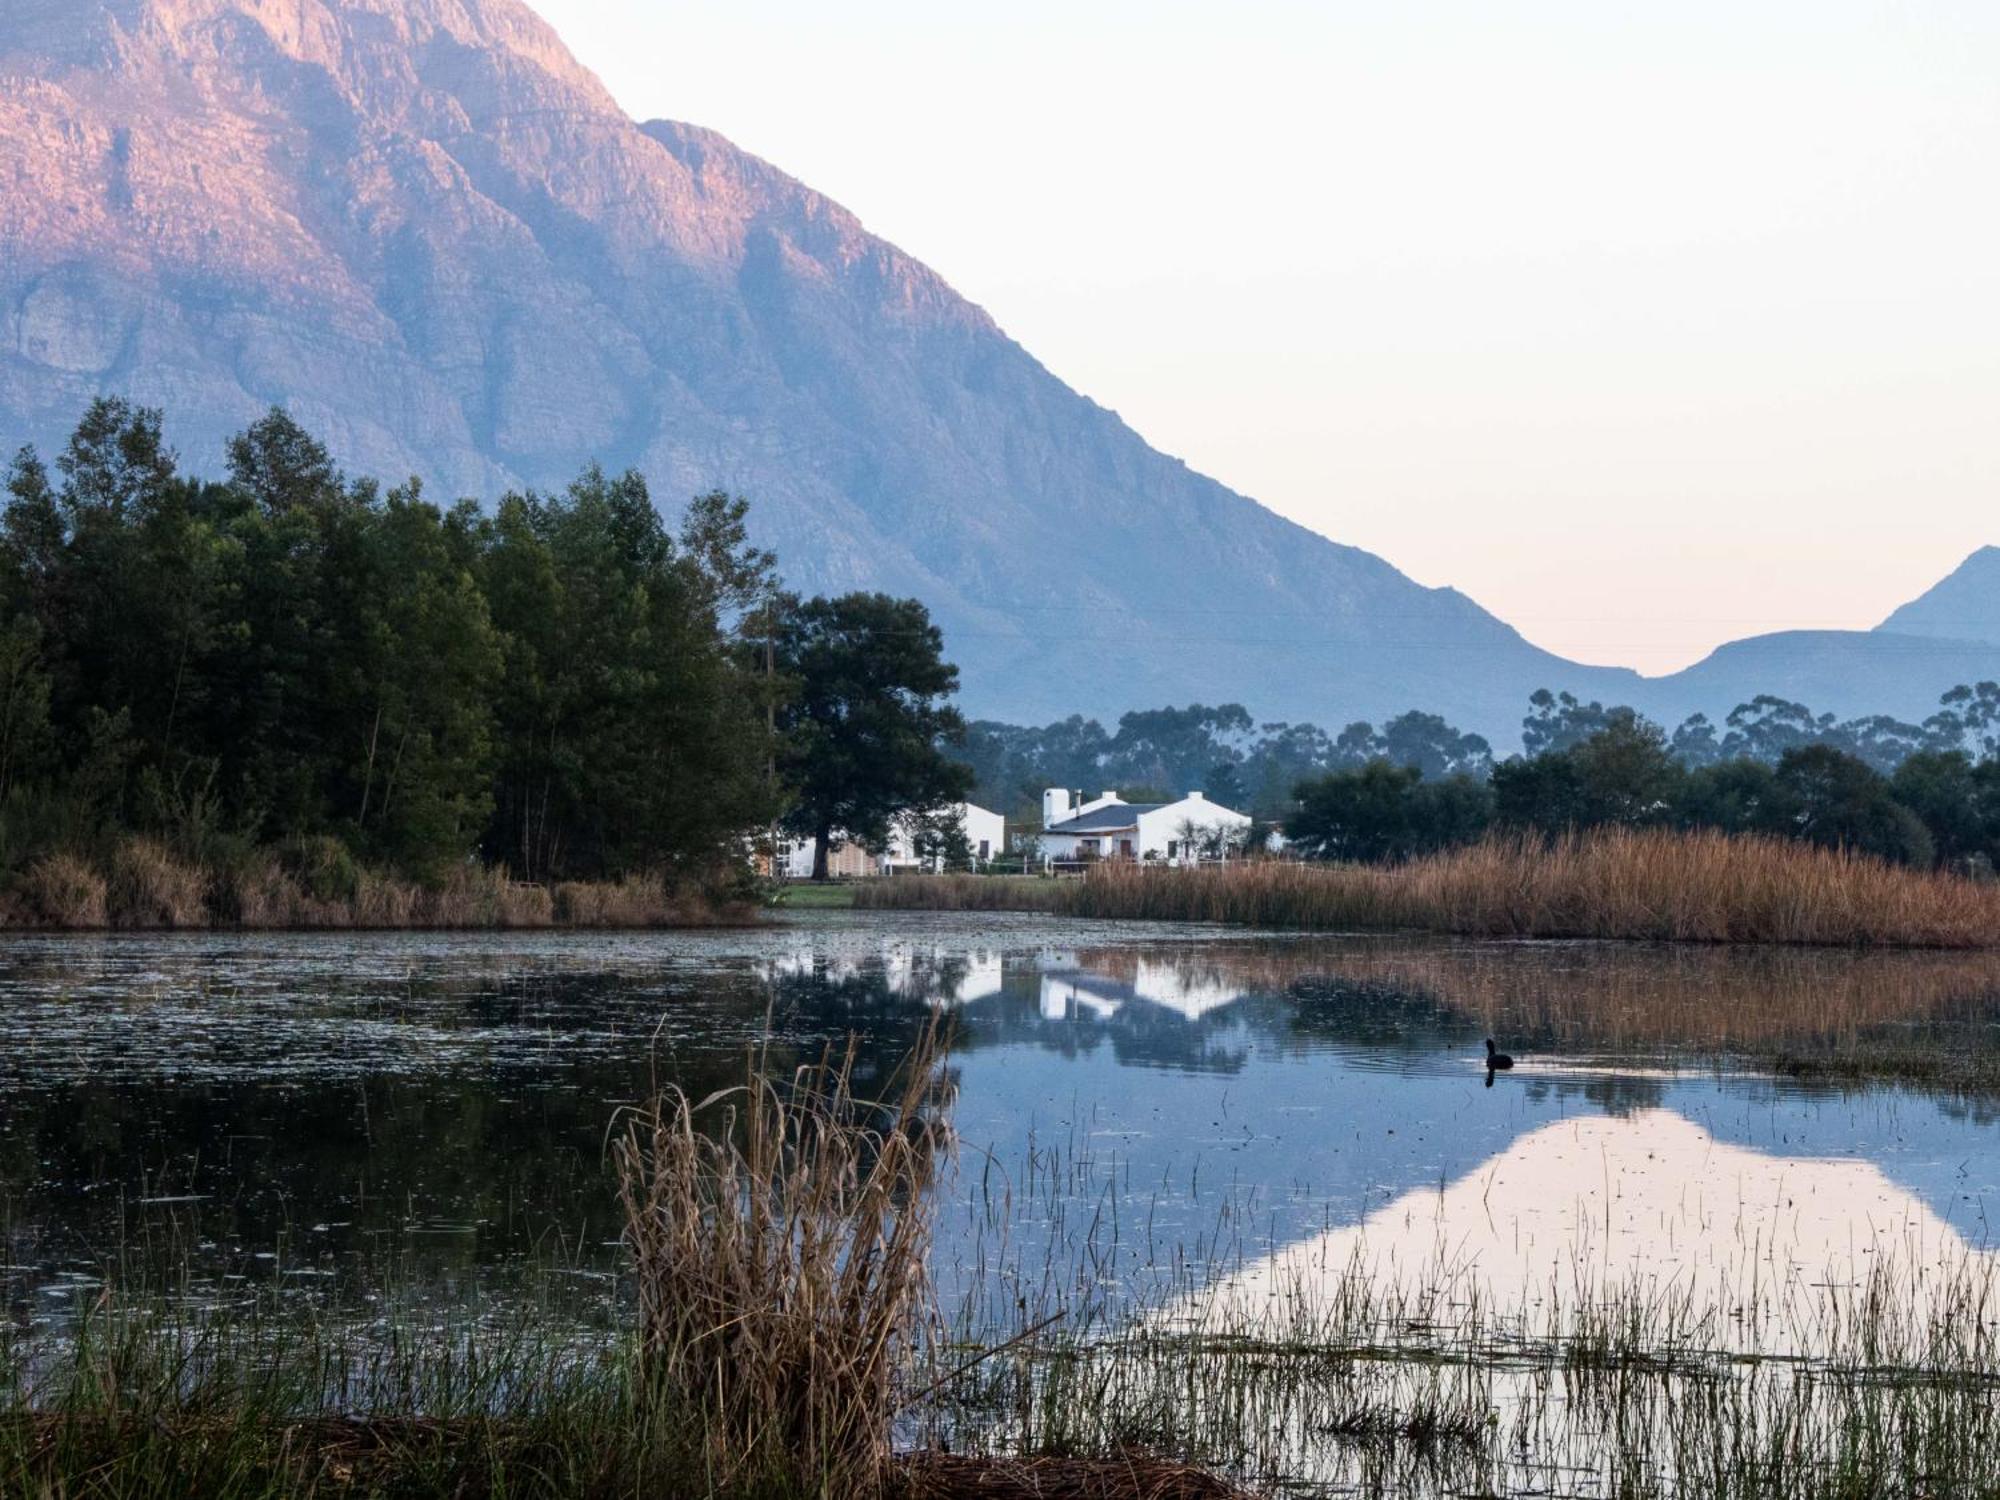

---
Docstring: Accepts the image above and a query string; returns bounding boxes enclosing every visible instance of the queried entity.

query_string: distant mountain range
[1626,548,2000,734]
[1,0,1994,746]
[1878,547,2000,646]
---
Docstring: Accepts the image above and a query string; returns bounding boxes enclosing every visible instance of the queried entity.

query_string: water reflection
[1197,1106,1993,1352]
[0,916,1997,1333]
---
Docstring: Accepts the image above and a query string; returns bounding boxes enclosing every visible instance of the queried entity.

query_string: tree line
[965,686,2000,873]
[961,704,1495,829]
[0,401,969,903]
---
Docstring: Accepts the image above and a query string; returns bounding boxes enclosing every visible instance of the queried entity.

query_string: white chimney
[1042,787,1074,828]
[1187,791,1205,802]
[1099,789,1120,804]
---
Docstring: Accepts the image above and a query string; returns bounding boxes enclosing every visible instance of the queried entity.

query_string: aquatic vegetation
[862,827,2000,947]
[614,1023,952,1495]
[909,1114,2000,1498]
[19,851,108,929]
[105,840,208,929]
[1,1299,690,1499]
[0,847,753,930]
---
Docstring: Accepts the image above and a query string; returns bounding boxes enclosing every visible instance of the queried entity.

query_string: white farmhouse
[1038,788,1250,866]
[881,802,1006,873]
[777,801,1006,878]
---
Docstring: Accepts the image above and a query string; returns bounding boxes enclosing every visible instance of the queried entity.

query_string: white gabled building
[777,801,1007,878]
[881,801,1006,873]
[1037,788,1250,866]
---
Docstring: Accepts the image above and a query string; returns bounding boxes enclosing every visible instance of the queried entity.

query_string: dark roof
[1047,803,1167,834]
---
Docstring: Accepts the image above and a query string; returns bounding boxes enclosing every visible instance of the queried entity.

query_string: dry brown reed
[21,851,109,928]
[2,848,742,930]
[495,877,557,927]
[865,830,2000,947]
[218,855,302,928]
[614,1022,953,1496]
[353,870,419,928]
[105,838,210,928]
[555,874,676,927]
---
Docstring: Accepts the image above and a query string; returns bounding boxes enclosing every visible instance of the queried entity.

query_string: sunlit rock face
[1186,1107,1989,1353]
[0,0,1658,728]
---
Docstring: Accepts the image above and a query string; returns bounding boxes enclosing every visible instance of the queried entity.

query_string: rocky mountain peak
[32,0,1958,735]
[3,0,619,111]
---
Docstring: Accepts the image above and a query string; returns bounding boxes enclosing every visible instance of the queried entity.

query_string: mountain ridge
[2,0,1993,742]
[1876,547,2000,646]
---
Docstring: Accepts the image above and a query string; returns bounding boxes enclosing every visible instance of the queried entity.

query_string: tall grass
[0,1295,699,1499]
[107,838,208,927]
[0,845,749,930]
[862,828,2000,947]
[21,850,109,927]
[614,1024,954,1496]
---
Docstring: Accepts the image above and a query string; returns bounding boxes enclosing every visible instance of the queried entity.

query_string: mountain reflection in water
[1186,1107,1992,1352]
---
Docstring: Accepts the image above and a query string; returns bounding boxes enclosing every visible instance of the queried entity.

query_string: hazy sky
[535,0,1999,674]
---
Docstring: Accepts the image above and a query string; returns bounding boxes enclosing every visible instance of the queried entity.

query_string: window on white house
[1167,840,1179,858]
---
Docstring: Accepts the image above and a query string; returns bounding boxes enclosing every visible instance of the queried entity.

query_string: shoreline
[0,840,762,934]
[854,828,2000,949]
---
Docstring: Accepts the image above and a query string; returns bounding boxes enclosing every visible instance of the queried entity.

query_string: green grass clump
[769,882,859,909]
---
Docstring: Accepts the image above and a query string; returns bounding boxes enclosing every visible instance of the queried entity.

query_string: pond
[5,910,2000,1348]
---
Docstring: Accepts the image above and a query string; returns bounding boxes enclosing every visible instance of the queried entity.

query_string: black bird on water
[1485,1038,1515,1071]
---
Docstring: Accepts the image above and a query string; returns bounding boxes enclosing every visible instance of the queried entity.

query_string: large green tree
[775,592,971,880]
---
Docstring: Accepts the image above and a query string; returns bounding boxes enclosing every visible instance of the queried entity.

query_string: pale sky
[536,0,2000,674]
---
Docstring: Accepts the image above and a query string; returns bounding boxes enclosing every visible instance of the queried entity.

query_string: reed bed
[863,828,2000,947]
[18,1254,2000,1499]
[0,843,749,930]
[613,1023,954,1496]
[20,849,109,928]
[0,1296,692,1499]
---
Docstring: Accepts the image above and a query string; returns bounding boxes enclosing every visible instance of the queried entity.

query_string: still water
[4,912,2000,1333]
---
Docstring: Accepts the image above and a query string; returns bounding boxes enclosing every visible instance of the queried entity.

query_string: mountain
[1630,549,2000,732]
[1639,629,2000,730]
[1877,547,2000,646]
[0,0,1662,736]
[3,1,1990,747]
